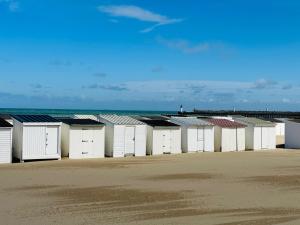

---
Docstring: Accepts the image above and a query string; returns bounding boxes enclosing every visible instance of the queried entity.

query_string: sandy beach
[0,149,300,225]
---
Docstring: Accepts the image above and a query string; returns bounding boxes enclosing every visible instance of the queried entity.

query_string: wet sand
[1,149,300,225]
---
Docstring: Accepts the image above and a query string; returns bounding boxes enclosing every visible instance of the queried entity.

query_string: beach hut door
[81,129,93,157]
[45,127,58,155]
[124,126,135,155]
[162,130,171,153]
[197,128,204,151]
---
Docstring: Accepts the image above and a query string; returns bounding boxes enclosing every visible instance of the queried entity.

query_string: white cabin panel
[237,128,245,151]
[124,126,135,155]
[285,121,300,148]
[113,125,125,157]
[152,129,162,155]
[45,126,59,155]
[92,127,105,158]
[276,123,285,136]
[170,128,181,154]
[222,128,237,152]
[253,127,262,150]
[268,127,276,149]
[152,129,171,155]
[187,128,198,152]
[261,127,269,149]
[204,127,214,152]
[162,129,171,154]
[134,125,146,157]
[23,126,46,159]
[0,129,12,164]
[197,128,204,151]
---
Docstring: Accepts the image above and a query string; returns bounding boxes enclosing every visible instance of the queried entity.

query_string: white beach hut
[141,119,181,155]
[0,118,13,164]
[233,117,276,150]
[285,119,300,149]
[60,119,105,159]
[97,115,146,157]
[207,118,246,152]
[12,115,62,162]
[264,118,285,136]
[170,117,214,153]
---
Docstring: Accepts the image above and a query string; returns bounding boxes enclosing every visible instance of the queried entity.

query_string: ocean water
[0,108,176,116]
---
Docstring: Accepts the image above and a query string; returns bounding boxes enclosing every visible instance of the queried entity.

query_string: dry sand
[1,149,300,225]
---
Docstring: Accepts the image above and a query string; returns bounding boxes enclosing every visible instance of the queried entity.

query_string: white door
[162,130,171,153]
[197,128,204,151]
[0,129,12,163]
[23,126,46,158]
[81,129,94,157]
[261,127,268,149]
[204,127,213,152]
[45,127,58,155]
[124,126,135,155]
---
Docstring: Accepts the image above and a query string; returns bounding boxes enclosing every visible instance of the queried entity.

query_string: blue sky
[0,0,300,110]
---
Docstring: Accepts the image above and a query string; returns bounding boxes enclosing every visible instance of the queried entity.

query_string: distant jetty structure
[167,109,300,119]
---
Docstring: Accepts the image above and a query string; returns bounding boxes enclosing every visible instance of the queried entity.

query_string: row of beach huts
[0,113,297,164]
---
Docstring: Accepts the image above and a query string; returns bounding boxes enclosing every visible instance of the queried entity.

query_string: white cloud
[79,79,300,107]
[0,0,20,12]
[151,65,164,73]
[2,79,300,110]
[157,37,229,54]
[282,98,291,103]
[252,78,278,89]
[97,5,183,33]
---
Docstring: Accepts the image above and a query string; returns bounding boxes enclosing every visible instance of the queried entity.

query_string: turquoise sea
[0,108,176,116]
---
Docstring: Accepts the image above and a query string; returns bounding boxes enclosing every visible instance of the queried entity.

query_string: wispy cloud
[97,5,183,33]
[188,84,206,95]
[156,36,228,54]
[0,91,102,109]
[49,59,72,67]
[93,72,107,78]
[282,84,293,90]
[30,83,51,89]
[151,66,164,73]
[82,84,128,91]
[0,0,20,12]
[92,79,298,107]
[3,79,300,110]
[30,83,43,89]
[282,98,291,103]
[252,79,278,89]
